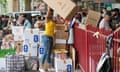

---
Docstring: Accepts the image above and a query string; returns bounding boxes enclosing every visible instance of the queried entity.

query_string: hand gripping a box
[43,0,79,20]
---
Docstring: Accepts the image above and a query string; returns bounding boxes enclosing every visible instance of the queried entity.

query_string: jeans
[41,35,53,64]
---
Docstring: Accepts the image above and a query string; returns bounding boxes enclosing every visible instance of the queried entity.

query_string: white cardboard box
[14,34,24,41]
[39,31,45,44]
[0,58,6,70]
[12,26,24,35]
[12,26,24,41]
[55,58,72,72]
[22,43,38,56]
[23,29,40,44]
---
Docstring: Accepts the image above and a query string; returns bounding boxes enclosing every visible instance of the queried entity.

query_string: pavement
[0,69,81,72]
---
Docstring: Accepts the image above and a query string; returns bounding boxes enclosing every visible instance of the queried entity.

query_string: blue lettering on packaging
[24,45,28,52]
[67,64,72,72]
[34,35,39,42]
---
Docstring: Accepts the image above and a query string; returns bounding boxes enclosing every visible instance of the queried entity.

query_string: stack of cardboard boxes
[55,24,68,49]
[54,24,73,72]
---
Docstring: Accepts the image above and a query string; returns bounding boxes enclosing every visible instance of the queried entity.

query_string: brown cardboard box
[85,10,101,27]
[54,44,66,49]
[55,30,69,40]
[43,0,78,20]
[55,24,66,30]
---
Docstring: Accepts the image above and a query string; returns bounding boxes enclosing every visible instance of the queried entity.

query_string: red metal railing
[74,24,120,72]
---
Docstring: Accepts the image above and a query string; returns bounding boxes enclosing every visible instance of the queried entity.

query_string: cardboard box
[55,30,68,39]
[22,43,38,56]
[55,58,72,72]
[85,10,101,27]
[23,29,40,44]
[55,44,66,49]
[39,31,45,44]
[54,49,68,60]
[55,24,66,30]
[43,0,78,20]
[29,43,38,56]
[12,26,24,35]
[14,35,24,41]
[56,39,67,44]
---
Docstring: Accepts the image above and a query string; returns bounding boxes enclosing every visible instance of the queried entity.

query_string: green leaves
[34,0,41,2]
[0,0,7,5]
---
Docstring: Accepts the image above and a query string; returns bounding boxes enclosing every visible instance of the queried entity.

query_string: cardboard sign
[43,0,78,20]
[85,10,101,27]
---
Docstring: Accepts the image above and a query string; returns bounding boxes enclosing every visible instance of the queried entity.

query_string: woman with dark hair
[99,12,111,30]
[39,7,55,72]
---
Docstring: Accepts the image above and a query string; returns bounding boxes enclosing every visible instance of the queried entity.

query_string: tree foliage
[0,0,7,8]
[34,0,42,2]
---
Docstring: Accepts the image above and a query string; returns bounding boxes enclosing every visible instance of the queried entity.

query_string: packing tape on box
[54,49,68,53]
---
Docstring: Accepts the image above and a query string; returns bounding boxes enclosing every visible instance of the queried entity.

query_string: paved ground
[0,69,81,72]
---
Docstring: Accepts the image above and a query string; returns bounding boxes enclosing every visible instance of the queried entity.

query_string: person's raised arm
[46,7,54,22]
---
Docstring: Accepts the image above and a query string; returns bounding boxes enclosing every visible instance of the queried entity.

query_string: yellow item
[54,49,68,54]
[44,20,55,37]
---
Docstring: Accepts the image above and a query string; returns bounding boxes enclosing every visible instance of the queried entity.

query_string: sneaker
[39,68,45,72]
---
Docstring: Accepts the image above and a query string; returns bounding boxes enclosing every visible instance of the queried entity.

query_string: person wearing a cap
[39,7,55,72]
